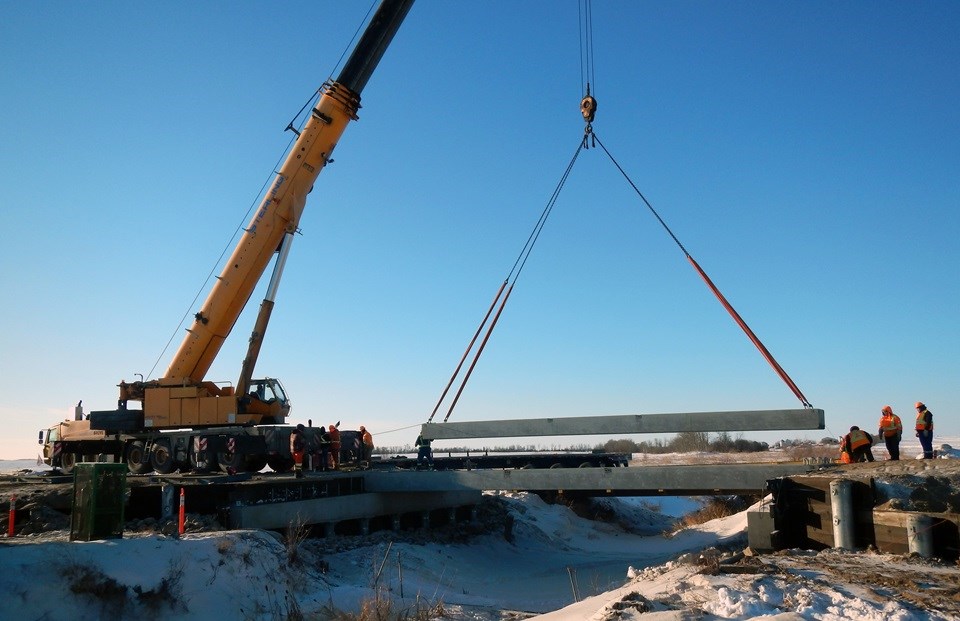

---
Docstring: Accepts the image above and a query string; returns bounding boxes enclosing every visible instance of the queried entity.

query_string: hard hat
[915,402,925,409]
[296,423,305,430]
[881,405,893,415]
[850,425,859,431]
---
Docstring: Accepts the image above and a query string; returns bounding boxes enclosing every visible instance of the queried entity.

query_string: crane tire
[59,452,77,475]
[150,441,176,474]
[125,441,152,475]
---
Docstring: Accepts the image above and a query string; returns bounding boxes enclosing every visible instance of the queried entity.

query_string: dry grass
[629,446,838,467]
[329,589,443,621]
[61,558,186,616]
[784,444,838,461]
[285,517,311,565]
[679,496,757,528]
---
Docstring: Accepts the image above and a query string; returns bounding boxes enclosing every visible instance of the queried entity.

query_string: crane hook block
[580,95,597,124]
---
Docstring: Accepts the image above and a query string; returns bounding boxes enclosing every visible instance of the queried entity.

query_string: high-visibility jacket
[879,413,902,438]
[847,429,871,451]
[915,409,934,432]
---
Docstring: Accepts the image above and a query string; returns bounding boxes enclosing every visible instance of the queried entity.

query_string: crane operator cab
[240,377,290,423]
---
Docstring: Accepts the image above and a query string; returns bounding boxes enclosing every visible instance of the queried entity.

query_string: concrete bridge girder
[363,463,819,495]
[420,409,825,441]
[228,489,481,530]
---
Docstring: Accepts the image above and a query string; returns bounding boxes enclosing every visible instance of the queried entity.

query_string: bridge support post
[421,512,430,529]
[323,522,336,538]
[907,514,934,558]
[392,515,401,532]
[360,518,370,536]
[470,505,478,523]
[448,507,457,524]
[830,479,855,550]
[161,483,175,521]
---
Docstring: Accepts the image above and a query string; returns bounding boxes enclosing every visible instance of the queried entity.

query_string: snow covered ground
[2,441,959,619]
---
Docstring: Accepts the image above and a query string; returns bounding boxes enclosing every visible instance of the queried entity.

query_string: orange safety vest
[879,413,902,438]
[848,429,870,451]
[915,409,933,432]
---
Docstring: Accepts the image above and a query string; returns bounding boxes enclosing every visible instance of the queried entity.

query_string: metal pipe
[907,514,934,558]
[830,479,855,550]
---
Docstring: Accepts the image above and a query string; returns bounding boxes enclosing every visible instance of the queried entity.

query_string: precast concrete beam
[420,409,824,441]
[364,463,819,495]
[228,489,481,530]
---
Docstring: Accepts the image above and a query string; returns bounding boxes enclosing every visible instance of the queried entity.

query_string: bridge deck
[218,461,827,529]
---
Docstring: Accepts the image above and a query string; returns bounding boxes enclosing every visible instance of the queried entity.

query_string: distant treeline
[381,431,777,455]
[601,431,769,454]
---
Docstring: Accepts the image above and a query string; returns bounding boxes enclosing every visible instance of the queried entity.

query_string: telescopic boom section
[162,0,414,386]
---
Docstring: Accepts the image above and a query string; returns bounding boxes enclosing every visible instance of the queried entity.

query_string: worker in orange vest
[841,426,875,463]
[360,425,374,466]
[877,405,903,461]
[915,401,934,459]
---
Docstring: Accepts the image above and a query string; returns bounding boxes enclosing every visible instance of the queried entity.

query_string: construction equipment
[39,0,415,475]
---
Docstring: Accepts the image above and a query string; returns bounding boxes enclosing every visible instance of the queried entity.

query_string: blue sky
[1,1,957,459]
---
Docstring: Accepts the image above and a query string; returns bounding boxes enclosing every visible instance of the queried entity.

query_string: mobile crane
[39,0,415,475]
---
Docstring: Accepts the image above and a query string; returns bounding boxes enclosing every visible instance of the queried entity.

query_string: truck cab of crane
[37,426,58,467]
[238,377,290,422]
[38,417,111,471]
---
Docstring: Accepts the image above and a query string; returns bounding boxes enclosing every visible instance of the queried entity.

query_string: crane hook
[580,86,597,148]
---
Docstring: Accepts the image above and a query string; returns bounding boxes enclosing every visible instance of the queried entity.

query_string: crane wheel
[58,452,77,475]
[125,441,153,475]
[218,450,245,474]
[244,455,268,473]
[267,456,294,473]
[150,441,176,474]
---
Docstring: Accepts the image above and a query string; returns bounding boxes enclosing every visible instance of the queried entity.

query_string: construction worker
[360,425,374,466]
[841,426,875,463]
[838,436,853,464]
[328,423,341,470]
[415,433,434,469]
[290,423,306,478]
[877,405,903,461]
[915,401,935,459]
[314,425,331,472]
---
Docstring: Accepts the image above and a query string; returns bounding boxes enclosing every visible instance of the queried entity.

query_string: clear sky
[1,1,957,459]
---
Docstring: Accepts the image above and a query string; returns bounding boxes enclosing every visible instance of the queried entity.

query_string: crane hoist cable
[426,139,586,423]
[427,0,597,425]
[579,0,598,148]
[146,133,301,382]
[575,0,809,407]
[431,0,810,423]
[590,132,813,408]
